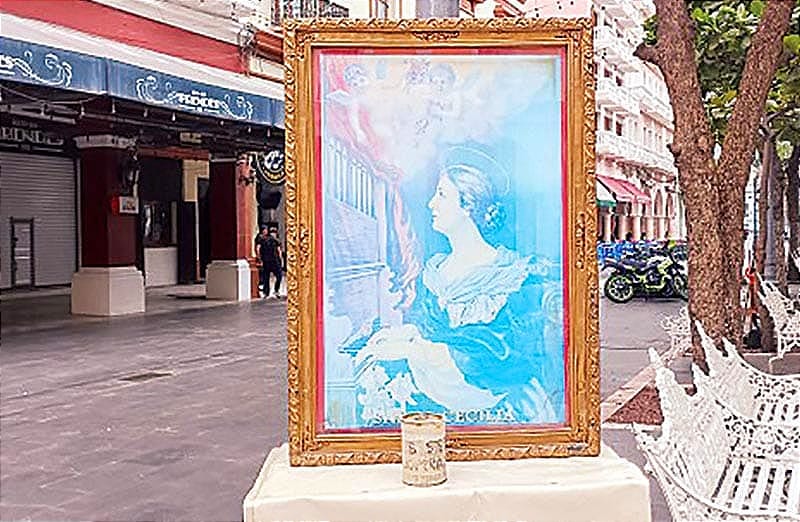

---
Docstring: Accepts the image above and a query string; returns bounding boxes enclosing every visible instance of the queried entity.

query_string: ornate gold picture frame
[283,17,598,466]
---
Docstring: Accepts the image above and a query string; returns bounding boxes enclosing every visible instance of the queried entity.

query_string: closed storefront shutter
[0,152,76,288]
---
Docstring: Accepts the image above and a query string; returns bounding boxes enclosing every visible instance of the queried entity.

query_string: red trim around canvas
[313,46,572,435]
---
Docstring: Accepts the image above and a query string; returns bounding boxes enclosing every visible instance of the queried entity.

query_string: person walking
[260,225,283,298]
[254,225,269,294]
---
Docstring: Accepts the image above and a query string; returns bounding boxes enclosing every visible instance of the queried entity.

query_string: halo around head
[441,144,510,198]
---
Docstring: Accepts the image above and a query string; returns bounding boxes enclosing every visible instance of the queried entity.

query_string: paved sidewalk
[1,298,287,522]
[0,294,686,521]
[0,284,234,336]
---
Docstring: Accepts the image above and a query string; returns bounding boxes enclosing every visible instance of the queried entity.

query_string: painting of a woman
[319,52,566,431]
[351,146,564,427]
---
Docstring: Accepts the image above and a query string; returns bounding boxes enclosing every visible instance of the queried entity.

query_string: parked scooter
[603,247,688,303]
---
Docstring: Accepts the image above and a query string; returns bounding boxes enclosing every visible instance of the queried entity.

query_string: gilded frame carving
[282,17,599,466]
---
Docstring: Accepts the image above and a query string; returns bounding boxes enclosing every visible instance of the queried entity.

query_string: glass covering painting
[316,49,567,432]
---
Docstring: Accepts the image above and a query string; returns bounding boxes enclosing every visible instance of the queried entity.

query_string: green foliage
[644,1,800,147]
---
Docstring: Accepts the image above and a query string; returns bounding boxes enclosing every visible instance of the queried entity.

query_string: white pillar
[602,213,613,242]
[631,216,641,241]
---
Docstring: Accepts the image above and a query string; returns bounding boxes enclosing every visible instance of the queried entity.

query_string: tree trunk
[787,145,800,282]
[635,0,794,362]
[773,150,788,293]
[756,144,770,274]
[714,3,794,347]
[757,143,777,352]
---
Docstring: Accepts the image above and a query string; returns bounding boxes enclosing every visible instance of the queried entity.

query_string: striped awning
[596,180,616,207]
[597,175,651,204]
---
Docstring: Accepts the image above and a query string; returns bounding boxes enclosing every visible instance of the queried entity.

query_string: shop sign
[179,132,203,144]
[1,37,283,126]
[109,63,281,125]
[252,149,285,184]
[0,122,66,153]
[134,77,255,121]
[0,37,106,93]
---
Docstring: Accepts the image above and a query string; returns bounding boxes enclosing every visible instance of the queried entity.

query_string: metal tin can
[400,412,446,487]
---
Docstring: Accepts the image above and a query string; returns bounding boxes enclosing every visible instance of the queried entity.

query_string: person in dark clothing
[254,225,269,292]
[260,226,283,298]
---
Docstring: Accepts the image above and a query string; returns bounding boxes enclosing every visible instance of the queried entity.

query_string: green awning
[597,180,616,207]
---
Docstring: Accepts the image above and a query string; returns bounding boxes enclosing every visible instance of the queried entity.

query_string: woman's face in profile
[428,174,468,235]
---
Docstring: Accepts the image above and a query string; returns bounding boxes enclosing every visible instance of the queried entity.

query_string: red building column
[206,154,258,300]
[71,135,145,315]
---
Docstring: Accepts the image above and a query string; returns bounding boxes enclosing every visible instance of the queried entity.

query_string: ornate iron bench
[758,276,800,368]
[633,349,800,522]
[694,321,799,426]
[660,306,691,356]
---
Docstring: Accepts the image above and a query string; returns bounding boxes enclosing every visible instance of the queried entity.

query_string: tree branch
[634,43,659,66]
[718,0,795,178]
[765,105,794,126]
[650,0,714,159]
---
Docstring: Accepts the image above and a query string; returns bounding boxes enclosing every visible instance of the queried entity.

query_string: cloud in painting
[351,55,558,178]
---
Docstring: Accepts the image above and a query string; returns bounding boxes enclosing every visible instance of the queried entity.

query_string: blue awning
[0,36,283,127]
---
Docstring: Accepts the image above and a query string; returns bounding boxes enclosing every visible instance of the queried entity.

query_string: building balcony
[597,132,651,168]
[594,27,638,72]
[254,0,349,26]
[637,147,658,169]
[653,153,677,174]
[596,130,624,159]
[622,140,647,167]
[596,78,640,116]
[620,2,645,28]
[597,0,625,17]
[633,85,674,125]
[626,145,677,174]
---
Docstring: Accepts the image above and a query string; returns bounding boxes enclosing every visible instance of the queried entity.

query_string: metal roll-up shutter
[0,152,76,288]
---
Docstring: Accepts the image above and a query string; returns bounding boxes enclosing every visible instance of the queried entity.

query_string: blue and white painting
[317,50,566,431]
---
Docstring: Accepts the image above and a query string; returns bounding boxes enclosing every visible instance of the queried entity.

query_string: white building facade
[591,1,686,242]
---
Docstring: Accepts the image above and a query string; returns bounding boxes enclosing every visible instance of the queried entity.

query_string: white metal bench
[633,349,800,522]
[695,321,800,426]
[758,277,800,367]
[660,306,691,356]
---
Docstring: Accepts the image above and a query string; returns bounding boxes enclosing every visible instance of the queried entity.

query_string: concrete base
[244,444,651,522]
[71,266,145,316]
[206,259,251,301]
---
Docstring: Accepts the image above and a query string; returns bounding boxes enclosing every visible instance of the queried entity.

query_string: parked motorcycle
[603,249,688,303]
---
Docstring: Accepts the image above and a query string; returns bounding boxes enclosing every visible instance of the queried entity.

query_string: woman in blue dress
[354,147,563,425]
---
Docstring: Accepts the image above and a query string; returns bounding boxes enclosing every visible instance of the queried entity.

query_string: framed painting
[282,17,599,466]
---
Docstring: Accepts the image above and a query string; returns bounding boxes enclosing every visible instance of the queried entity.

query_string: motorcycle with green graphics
[603,249,688,304]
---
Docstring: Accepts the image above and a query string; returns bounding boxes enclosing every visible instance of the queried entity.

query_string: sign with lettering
[0,120,67,154]
[109,62,278,125]
[0,37,283,126]
[252,149,285,184]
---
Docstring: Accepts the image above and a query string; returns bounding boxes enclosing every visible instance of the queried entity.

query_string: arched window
[666,193,676,218]
[654,191,664,218]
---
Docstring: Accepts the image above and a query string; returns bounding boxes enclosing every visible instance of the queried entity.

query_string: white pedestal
[71,266,145,316]
[144,246,178,287]
[244,444,651,522]
[206,259,251,301]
